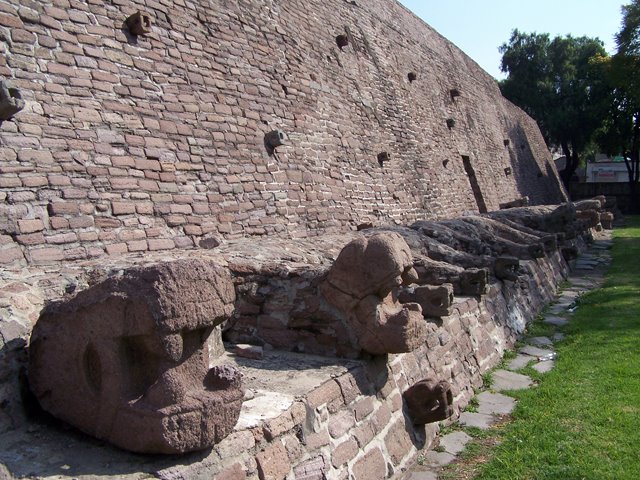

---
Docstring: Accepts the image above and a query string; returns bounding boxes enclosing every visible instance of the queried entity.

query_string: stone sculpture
[126,11,152,36]
[320,233,427,354]
[403,379,454,424]
[28,259,243,454]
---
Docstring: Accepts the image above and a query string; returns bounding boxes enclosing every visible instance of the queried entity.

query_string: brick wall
[0,0,567,266]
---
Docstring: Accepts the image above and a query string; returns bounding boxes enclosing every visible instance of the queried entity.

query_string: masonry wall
[0,0,567,266]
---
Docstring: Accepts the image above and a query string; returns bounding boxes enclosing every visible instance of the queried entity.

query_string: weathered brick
[331,438,358,468]
[384,420,414,466]
[111,202,136,215]
[215,430,256,459]
[105,243,128,255]
[352,448,386,480]
[328,410,355,439]
[18,218,44,234]
[263,411,294,441]
[148,238,175,251]
[68,216,94,229]
[305,379,342,409]
[213,463,246,480]
[353,397,375,422]
[29,247,64,263]
[0,246,25,264]
[256,442,290,480]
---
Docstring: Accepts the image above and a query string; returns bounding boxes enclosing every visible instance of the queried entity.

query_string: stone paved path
[402,235,612,479]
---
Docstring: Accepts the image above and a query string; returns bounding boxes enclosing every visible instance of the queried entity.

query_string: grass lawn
[446,217,640,480]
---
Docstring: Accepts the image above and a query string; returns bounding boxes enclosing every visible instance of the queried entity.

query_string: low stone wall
[0,227,574,479]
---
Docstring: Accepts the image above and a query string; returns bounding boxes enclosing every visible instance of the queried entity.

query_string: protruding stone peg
[265,129,286,150]
[494,256,519,281]
[126,11,152,36]
[399,284,454,317]
[460,268,489,295]
[0,81,25,122]
[404,379,454,424]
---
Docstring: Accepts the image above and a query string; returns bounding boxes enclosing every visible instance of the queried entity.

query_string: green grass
[469,217,640,480]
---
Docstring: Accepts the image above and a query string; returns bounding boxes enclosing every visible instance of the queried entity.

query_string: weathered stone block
[0,81,25,122]
[403,378,454,424]
[494,256,520,281]
[28,259,243,454]
[460,268,489,295]
[126,11,152,36]
[399,283,454,317]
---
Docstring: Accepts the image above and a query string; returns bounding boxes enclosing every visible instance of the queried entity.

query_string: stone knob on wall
[0,81,25,122]
[28,259,244,454]
[403,378,454,424]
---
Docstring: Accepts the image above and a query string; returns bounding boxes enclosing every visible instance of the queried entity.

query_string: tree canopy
[498,30,611,187]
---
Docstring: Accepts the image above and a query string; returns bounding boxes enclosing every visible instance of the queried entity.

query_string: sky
[397,0,625,79]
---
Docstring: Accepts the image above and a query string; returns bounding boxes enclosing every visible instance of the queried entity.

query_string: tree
[498,30,611,189]
[596,0,640,213]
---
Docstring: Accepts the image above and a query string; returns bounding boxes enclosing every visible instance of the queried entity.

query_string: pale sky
[397,0,625,79]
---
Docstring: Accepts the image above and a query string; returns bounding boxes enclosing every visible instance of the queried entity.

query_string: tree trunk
[559,141,580,192]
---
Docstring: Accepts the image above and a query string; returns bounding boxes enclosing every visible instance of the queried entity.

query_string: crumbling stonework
[0,0,567,267]
[0,202,604,478]
[0,0,613,477]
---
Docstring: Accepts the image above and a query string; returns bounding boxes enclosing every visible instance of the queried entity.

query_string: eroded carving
[126,11,152,36]
[320,233,427,354]
[29,259,243,454]
[399,284,454,317]
[404,379,454,424]
[0,81,25,122]
[494,256,520,281]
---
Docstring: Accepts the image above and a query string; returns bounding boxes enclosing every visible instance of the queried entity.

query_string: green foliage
[472,217,640,480]
[499,30,611,186]
[589,1,640,213]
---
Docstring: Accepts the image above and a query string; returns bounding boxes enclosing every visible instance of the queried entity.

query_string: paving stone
[491,370,533,391]
[519,345,555,359]
[419,451,456,468]
[548,304,568,314]
[406,470,439,480]
[557,290,582,301]
[552,333,565,342]
[508,354,533,370]
[527,336,553,347]
[544,316,568,327]
[476,391,516,415]
[574,263,595,270]
[458,412,494,429]
[439,431,472,455]
[533,361,555,374]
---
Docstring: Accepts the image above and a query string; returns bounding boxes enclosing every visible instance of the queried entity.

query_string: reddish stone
[403,379,454,425]
[29,259,243,454]
[321,233,427,354]
[256,442,291,480]
[384,421,414,466]
[352,448,386,480]
[214,463,246,480]
[331,438,359,467]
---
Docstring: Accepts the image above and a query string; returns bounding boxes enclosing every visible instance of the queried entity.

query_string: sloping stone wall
[0,0,566,266]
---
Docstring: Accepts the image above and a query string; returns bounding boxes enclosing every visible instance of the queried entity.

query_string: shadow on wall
[506,124,561,204]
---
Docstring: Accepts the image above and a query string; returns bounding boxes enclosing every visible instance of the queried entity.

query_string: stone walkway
[403,236,613,480]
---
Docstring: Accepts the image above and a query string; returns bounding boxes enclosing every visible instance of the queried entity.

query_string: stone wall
[0,0,566,266]
[0,226,574,479]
